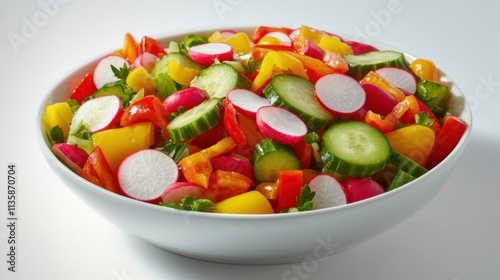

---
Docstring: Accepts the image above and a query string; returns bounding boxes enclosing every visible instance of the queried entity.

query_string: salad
[42,25,467,214]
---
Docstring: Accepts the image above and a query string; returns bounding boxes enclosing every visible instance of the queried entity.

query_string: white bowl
[37,28,472,265]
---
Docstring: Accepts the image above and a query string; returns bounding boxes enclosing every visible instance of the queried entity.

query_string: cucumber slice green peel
[320,121,392,178]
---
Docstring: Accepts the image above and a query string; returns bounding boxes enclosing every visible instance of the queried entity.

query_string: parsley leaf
[69,121,92,140]
[415,112,435,127]
[156,140,189,163]
[281,185,316,213]
[110,63,130,82]
[47,125,65,144]
[160,195,215,212]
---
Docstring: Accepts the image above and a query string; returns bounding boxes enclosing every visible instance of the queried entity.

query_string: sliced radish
[256,106,307,145]
[264,31,292,46]
[161,182,206,204]
[52,143,89,174]
[344,41,378,55]
[220,29,237,39]
[210,156,254,179]
[315,73,366,116]
[362,84,397,115]
[131,52,160,72]
[118,149,179,203]
[226,88,271,117]
[308,174,348,209]
[163,87,209,113]
[375,67,417,94]
[303,39,324,60]
[69,95,123,133]
[342,178,384,203]
[187,42,233,66]
[93,55,129,89]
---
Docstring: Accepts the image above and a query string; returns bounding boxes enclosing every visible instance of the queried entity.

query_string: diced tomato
[80,146,121,194]
[274,170,304,213]
[120,95,169,139]
[204,170,253,203]
[139,36,167,58]
[426,114,467,169]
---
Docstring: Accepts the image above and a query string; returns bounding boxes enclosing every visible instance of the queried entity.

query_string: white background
[1,0,499,279]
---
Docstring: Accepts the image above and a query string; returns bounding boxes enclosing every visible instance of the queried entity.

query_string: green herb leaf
[415,112,435,127]
[156,140,189,163]
[155,73,179,101]
[160,195,215,212]
[47,125,65,144]
[281,185,316,213]
[304,132,320,144]
[180,34,208,54]
[68,99,80,113]
[69,121,92,140]
[111,63,130,82]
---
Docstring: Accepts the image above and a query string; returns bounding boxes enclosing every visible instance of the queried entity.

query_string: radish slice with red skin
[303,39,324,60]
[362,84,397,115]
[226,88,271,117]
[345,41,379,55]
[131,52,160,72]
[188,43,233,66]
[315,73,366,117]
[93,55,129,89]
[376,67,417,94]
[118,149,179,203]
[308,174,348,209]
[256,106,307,145]
[210,156,254,179]
[69,95,123,133]
[342,178,384,203]
[264,31,292,46]
[52,143,89,174]
[220,29,237,39]
[161,182,206,204]
[163,87,209,113]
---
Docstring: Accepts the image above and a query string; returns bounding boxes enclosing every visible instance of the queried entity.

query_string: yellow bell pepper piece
[42,102,73,140]
[126,66,156,96]
[385,125,435,167]
[251,51,308,91]
[224,32,252,54]
[168,60,200,86]
[257,35,282,45]
[92,122,156,173]
[208,31,225,43]
[299,25,325,43]
[317,35,353,56]
[213,191,274,214]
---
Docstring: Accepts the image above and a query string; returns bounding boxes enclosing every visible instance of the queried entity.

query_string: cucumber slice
[390,151,428,178]
[252,138,301,183]
[190,63,251,99]
[263,74,335,131]
[416,79,450,118]
[167,98,222,142]
[344,50,411,80]
[386,169,415,192]
[151,52,203,79]
[320,121,392,177]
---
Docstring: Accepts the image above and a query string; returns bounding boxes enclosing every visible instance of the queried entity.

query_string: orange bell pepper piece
[385,125,435,167]
[204,170,253,203]
[179,137,237,188]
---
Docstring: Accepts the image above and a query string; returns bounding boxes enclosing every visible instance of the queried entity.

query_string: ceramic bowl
[37,27,472,265]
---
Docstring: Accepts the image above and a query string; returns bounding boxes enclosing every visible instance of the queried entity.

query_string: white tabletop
[1,0,499,279]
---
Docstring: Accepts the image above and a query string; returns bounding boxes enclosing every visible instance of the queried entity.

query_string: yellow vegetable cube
[126,66,156,96]
[213,191,274,214]
[224,32,253,54]
[42,101,73,140]
[92,122,156,173]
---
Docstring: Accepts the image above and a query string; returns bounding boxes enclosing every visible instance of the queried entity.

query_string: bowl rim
[36,26,473,221]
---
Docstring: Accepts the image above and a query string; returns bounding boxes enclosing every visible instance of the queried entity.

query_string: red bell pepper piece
[426,114,467,169]
[274,170,304,212]
[223,98,247,145]
[139,36,167,58]
[250,26,294,43]
[69,72,97,104]
[190,122,228,149]
[120,95,170,139]
[204,170,253,203]
[80,146,121,194]
[293,141,312,170]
